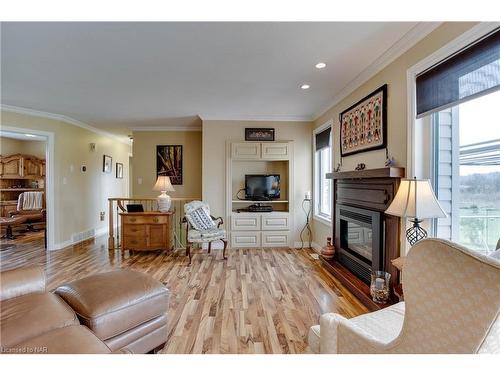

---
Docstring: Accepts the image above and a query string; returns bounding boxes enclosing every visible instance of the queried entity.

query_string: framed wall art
[340,84,387,157]
[103,155,112,173]
[245,128,275,141]
[116,163,123,179]
[156,145,183,185]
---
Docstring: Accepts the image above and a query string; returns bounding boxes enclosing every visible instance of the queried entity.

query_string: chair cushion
[188,228,226,243]
[184,201,215,231]
[55,270,170,341]
[11,325,111,354]
[0,292,79,348]
[349,302,405,344]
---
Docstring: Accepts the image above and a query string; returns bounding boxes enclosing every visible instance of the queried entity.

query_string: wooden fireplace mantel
[326,167,405,180]
[321,166,405,311]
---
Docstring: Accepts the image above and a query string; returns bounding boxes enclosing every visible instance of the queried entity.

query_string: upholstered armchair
[182,200,227,265]
[308,238,500,354]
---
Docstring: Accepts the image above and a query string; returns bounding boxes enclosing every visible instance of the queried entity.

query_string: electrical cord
[299,198,312,249]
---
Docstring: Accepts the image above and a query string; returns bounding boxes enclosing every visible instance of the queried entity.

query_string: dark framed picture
[245,128,275,141]
[116,163,123,179]
[103,155,112,173]
[340,84,387,157]
[156,145,183,185]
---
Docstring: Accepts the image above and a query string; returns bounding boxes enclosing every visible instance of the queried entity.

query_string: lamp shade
[385,178,446,219]
[153,176,175,192]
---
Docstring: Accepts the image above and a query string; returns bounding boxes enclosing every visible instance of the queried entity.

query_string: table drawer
[261,214,289,230]
[122,225,147,236]
[231,214,260,231]
[122,215,169,225]
[261,231,290,247]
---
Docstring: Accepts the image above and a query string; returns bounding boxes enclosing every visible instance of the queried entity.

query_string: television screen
[245,175,280,200]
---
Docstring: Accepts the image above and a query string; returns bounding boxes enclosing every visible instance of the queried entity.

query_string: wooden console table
[120,211,174,253]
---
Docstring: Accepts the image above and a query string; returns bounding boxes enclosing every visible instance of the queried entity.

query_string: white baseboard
[51,226,110,251]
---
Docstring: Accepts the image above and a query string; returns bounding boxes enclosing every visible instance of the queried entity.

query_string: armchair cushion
[187,228,226,243]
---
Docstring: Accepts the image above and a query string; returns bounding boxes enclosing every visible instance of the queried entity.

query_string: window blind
[416,28,500,118]
[315,127,331,151]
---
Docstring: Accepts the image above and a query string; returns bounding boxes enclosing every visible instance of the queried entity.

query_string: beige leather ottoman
[55,269,170,354]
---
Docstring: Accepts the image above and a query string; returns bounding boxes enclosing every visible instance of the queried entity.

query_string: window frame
[313,120,333,226]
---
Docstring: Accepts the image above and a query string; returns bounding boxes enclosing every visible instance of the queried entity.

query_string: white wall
[1,110,131,249]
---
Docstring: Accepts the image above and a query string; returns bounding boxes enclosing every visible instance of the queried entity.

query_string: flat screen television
[245,174,280,201]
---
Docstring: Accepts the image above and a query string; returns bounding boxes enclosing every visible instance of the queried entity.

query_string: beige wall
[131,131,202,199]
[1,110,131,248]
[311,22,478,247]
[0,137,46,159]
[202,120,313,243]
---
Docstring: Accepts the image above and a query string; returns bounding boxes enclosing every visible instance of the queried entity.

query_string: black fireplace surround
[336,204,383,285]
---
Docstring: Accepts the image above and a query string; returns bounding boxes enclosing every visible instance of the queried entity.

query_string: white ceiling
[1,22,435,136]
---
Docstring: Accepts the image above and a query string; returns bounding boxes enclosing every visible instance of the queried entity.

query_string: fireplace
[337,204,383,285]
[320,167,405,311]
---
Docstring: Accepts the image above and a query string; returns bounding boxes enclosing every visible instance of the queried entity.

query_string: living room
[1,1,499,373]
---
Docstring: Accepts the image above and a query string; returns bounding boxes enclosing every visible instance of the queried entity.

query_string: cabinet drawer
[231,143,261,159]
[261,214,289,230]
[123,236,147,249]
[231,214,261,231]
[261,143,289,160]
[261,231,290,247]
[231,231,261,248]
[122,215,169,225]
[123,225,147,236]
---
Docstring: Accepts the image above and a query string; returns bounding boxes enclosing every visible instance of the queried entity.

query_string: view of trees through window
[436,90,500,253]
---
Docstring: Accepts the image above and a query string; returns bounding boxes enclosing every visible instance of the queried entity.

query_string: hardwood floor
[0,233,368,354]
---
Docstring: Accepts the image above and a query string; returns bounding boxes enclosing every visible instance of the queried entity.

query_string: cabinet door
[231,143,261,159]
[231,214,261,231]
[148,224,167,249]
[261,213,290,231]
[0,155,22,178]
[261,231,290,247]
[261,143,289,160]
[23,157,43,178]
[231,231,261,248]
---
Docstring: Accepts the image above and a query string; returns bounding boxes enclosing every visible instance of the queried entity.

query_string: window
[314,123,332,223]
[416,28,500,254]
[431,91,500,254]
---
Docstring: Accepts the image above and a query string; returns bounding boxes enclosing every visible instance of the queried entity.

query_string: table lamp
[153,176,175,212]
[385,177,446,246]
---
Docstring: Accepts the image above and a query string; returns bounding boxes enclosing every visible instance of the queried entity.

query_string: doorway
[0,126,55,250]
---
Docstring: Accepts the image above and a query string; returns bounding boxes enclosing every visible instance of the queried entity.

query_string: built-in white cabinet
[261,143,289,160]
[231,142,290,160]
[231,231,261,248]
[231,143,261,159]
[261,231,290,247]
[227,140,294,248]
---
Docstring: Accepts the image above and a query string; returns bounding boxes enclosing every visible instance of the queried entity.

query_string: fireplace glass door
[346,221,373,263]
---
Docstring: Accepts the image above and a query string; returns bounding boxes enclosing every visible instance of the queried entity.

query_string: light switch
[63,177,67,185]
[70,164,74,172]
[138,177,143,185]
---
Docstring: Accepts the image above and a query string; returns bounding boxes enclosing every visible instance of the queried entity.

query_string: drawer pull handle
[153,218,159,223]
[129,218,136,222]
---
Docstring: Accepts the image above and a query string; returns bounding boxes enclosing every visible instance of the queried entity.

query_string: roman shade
[416,28,500,118]
[315,127,331,151]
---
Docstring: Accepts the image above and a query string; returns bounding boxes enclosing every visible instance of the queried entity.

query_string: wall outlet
[99,212,105,221]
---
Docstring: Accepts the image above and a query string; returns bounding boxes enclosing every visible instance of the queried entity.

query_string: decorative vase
[370,271,391,304]
[321,237,335,259]
[157,192,172,212]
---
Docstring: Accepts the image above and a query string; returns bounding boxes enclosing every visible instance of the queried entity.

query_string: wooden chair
[182,201,227,265]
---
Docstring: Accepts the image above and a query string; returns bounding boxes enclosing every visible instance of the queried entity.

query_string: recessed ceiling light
[315,62,326,69]
[25,134,36,137]
[300,84,310,90]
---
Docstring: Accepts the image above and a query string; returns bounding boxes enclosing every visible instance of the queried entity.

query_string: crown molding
[313,22,442,120]
[131,125,202,132]
[1,104,131,145]
[199,114,313,122]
